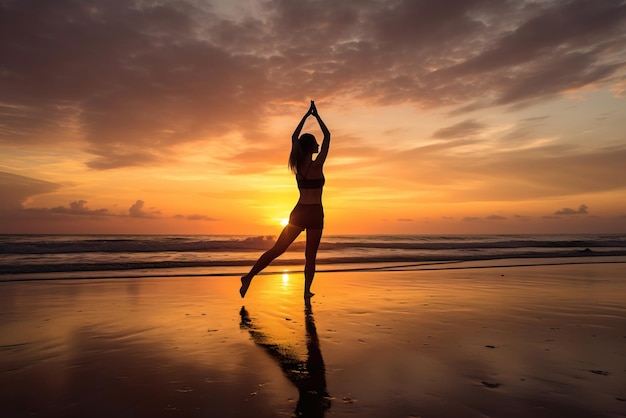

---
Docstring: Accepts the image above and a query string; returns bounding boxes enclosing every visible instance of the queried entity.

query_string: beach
[1,260,625,417]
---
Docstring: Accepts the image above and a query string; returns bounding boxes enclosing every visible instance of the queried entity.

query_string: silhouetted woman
[240,101,330,298]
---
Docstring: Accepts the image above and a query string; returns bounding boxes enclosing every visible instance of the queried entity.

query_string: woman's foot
[240,276,252,298]
[304,291,315,299]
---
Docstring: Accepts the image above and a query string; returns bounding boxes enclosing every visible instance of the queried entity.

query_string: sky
[1,0,626,235]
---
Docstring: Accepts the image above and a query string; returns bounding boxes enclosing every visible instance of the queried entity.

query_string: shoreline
[1,254,625,283]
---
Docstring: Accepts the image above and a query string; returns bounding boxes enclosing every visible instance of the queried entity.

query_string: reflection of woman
[239,302,330,417]
[240,101,331,299]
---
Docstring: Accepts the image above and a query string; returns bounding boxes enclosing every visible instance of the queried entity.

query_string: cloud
[50,200,109,216]
[463,216,482,222]
[0,0,270,169]
[0,182,216,229]
[19,199,154,220]
[431,119,485,139]
[463,215,506,222]
[182,214,217,221]
[435,0,626,108]
[0,171,60,209]
[13,198,161,220]
[128,200,161,218]
[499,116,550,143]
[555,204,589,215]
[1,0,624,169]
[129,200,146,218]
[419,146,626,201]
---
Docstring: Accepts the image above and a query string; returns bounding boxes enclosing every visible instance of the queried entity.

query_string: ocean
[1,234,625,281]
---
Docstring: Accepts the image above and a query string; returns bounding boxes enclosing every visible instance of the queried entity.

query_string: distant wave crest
[1,234,625,276]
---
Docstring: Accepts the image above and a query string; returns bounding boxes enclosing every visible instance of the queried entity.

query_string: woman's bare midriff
[297,188,323,205]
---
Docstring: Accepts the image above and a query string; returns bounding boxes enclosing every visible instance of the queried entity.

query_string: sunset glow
[1,0,625,235]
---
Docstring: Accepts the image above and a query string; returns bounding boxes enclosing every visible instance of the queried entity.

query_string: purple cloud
[555,204,589,215]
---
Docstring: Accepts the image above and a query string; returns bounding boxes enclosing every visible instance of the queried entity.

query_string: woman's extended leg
[240,225,302,298]
[304,228,323,298]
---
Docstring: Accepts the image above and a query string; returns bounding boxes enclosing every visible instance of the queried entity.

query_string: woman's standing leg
[304,228,323,298]
[240,225,302,297]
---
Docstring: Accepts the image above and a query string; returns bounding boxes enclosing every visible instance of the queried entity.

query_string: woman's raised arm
[292,101,314,143]
[311,103,331,166]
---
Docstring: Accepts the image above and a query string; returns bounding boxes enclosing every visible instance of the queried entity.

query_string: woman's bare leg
[240,225,302,298]
[304,228,323,298]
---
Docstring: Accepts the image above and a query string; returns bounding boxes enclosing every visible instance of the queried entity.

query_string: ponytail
[288,133,316,174]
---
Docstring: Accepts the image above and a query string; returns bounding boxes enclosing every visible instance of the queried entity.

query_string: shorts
[288,203,324,230]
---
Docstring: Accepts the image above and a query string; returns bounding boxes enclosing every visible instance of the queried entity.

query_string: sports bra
[296,165,325,190]
[297,175,325,189]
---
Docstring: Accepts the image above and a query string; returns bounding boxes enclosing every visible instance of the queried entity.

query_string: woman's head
[288,133,318,173]
[299,133,319,154]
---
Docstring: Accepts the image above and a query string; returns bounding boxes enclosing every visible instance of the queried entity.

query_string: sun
[280,218,289,227]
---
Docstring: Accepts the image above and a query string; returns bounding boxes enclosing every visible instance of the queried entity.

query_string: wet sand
[1,261,625,417]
